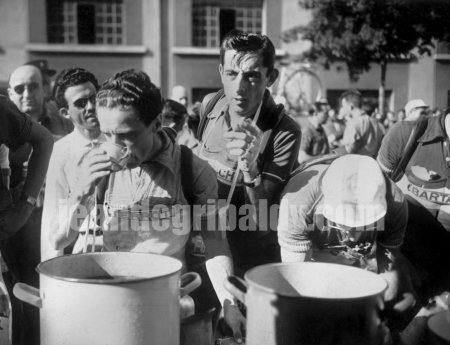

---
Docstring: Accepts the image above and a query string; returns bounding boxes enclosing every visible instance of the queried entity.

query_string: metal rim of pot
[35,252,183,284]
[242,262,387,300]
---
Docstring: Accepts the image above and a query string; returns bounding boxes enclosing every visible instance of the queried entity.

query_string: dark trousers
[226,229,281,278]
[0,207,41,345]
[401,200,450,301]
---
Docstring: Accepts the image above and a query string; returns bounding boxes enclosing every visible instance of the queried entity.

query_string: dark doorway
[77,4,96,44]
[220,9,236,43]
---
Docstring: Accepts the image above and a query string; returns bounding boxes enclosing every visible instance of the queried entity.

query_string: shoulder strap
[197,89,225,139]
[161,126,195,204]
[390,116,429,182]
[180,144,195,205]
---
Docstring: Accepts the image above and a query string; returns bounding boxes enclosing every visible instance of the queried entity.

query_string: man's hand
[224,119,263,179]
[223,302,246,344]
[0,200,34,239]
[75,148,112,200]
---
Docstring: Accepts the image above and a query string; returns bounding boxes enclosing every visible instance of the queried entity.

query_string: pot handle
[224,275,248,304]
[180,272,202,297]
[13,283,42,308]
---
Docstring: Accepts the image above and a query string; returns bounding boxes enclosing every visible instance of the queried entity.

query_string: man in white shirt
[41,68,101,261]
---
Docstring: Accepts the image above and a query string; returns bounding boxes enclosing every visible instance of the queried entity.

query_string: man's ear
[267,68,279,87]
[7,88,13,100]
[219,64,223,75]
[59,107,70,119]
[151,115,162,133]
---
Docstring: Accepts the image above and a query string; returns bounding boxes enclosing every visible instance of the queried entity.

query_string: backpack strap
[197,89,225,139]
[161,126,195,204]
[390,116,429,182]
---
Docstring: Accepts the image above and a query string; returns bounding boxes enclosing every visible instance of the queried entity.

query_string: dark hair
[161,99,187,132]
[96,69,162,126]
[220,30,276,74]
[340,89,362,109]
[53,68,99,108]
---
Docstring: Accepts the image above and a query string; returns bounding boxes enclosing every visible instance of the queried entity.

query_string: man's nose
[86,100,95,111]
[235,74,247,94]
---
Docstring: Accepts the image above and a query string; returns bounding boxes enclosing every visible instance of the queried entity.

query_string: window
[192,0,263,48]
[47,0,125,45]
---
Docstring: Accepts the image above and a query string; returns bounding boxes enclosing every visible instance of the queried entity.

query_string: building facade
[1,0,450,111]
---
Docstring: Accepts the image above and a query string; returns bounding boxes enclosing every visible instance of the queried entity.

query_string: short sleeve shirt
[197,91,301,201]
[377,114,450,230]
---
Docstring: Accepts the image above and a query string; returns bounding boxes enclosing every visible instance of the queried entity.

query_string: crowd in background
[0,29,450,345]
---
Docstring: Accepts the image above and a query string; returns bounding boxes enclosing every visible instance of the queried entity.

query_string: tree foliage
[283,0,450,81]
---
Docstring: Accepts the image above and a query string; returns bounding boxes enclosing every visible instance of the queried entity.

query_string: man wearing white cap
[278,154,409,303]
[404,99,428,122]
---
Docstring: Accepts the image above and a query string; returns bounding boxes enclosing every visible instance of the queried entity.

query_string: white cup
[100,142,130,171]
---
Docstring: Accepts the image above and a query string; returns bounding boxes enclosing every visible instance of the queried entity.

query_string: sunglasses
[11,82,40,95]
[72,95,96,109]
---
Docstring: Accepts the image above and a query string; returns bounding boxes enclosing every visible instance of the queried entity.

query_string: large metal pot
[225,262,388,345]
[13,252,201,345]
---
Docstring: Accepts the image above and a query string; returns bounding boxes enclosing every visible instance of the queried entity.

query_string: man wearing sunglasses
[8,64,73,140]
[278,154,411,308]
[41,68,102,263]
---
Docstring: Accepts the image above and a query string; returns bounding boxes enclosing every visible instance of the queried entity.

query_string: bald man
[8,65,73,138]
[171,85,189,107]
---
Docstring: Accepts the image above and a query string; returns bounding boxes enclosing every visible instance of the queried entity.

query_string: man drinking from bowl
[55,69,245,340]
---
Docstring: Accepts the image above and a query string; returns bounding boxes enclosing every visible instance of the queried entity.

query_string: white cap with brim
[405,99,428,115]
[321,155,387,228]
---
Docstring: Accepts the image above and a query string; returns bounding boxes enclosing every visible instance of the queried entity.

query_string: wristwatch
[243,174,262,188]
[20,193,37,207]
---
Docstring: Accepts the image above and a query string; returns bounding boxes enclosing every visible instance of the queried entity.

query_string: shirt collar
[72,128,105,147]
[141,130,176,175]
[417,115,447,143]
[206,89,282,132]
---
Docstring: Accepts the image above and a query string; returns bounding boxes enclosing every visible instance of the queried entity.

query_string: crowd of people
[0,29,449,345]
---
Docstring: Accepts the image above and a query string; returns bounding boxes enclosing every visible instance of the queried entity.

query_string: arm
[278,176,319,262]
[0,145,10,188]
[0,121,53,239]
[377,121,413,179]
[227,118,301,226]
[51,148,111,250]
[22,121,54,198]
[191,157,245,341]
[377,180,411,303]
